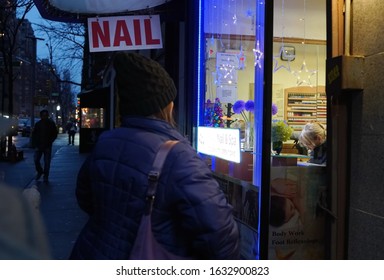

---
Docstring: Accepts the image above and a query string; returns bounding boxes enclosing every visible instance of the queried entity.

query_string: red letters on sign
[91,21,110,48]
[133,19,142,45]
[113,20,133,47]
[89,15,162,52]
[144,19,160,45]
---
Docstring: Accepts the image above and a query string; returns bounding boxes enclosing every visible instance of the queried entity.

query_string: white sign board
[197,126,241,163]
[88,15,163,52]
[216,84,238,104]
[216,52,239,85]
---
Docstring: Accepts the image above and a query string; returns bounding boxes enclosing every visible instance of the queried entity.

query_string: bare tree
[33,19,86,125]
[25,6,112,129]
[0,0,34,116]
[33,20,85,88]
[35,21,112,92]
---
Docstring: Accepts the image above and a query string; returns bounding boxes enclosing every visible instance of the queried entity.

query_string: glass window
[198,0,328,260]
[269,0,327,260]
[202,0,257,152]
[199,0,262,260]
[81,108,105,128]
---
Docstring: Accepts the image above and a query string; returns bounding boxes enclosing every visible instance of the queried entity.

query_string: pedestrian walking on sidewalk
[65,119,77,145]
[32,109,58,183]
[70,52,239,260]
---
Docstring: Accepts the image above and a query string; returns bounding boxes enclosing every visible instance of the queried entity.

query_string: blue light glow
[197,0,203,127]
[253,0,266,188]
[253,0,266,261]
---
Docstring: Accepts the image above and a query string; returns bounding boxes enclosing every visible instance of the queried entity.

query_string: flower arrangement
[232,100,255,122]
[271,120,293,142]
[272,103,278,116]
[232,100,255,150]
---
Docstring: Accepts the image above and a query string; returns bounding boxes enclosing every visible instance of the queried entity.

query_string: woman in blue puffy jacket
[69,52,239,260]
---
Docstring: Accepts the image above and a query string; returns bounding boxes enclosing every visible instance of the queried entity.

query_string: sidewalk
[27,134,89,259]
[0,133,89,259]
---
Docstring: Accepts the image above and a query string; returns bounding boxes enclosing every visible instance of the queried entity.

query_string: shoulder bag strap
[145,140,179,214]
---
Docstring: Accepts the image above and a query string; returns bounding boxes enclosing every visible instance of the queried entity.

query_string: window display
[198,0,328,260]
[202,0,257,154]
[269,0,328,260]
[81,108,105,128]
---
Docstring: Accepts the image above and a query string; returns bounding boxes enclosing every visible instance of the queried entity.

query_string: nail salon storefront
[192,0,329,260]
[34,0,356,259]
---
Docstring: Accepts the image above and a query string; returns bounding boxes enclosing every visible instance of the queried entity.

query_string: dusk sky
[25,6,50,59]
[26,5,82,93]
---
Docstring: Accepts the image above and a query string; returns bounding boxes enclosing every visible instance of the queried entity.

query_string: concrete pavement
[0,133,89,259]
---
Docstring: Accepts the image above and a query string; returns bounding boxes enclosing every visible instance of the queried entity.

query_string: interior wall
[347,0,384,259]
[273,0,326,41]
[272,0,326,122]
[203,0,327,112]
[204,40,326,114]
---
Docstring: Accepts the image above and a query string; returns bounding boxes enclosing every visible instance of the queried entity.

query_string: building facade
[30,0,384,259]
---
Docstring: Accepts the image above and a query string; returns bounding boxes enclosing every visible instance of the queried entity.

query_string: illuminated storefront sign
[197,126,241,163]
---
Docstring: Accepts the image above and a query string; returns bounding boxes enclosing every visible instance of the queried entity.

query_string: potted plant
[271,120,293,155]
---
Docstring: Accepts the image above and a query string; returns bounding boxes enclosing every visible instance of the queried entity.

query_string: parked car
[21,118,40,137]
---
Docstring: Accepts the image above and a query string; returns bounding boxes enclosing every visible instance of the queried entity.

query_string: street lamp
[56,104,61,128]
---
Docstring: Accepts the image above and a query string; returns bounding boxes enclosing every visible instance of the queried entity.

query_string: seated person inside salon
[298,122,326,165]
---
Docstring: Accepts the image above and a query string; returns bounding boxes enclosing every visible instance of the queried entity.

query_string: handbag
[129,140,188,260]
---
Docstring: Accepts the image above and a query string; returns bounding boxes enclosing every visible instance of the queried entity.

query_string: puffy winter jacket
[70,116,239,260]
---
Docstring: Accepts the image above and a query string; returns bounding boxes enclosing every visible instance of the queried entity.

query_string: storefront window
[198,0,263,260]
[202,0,257,145]
[81,108,105,128]
[269,0,327,259]
[196,0,327,260]
[199,0,259,172]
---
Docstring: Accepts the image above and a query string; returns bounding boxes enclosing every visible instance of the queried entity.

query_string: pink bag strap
[145,140,179,214]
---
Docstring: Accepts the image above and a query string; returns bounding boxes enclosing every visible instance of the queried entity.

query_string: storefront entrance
[194,0,328,259]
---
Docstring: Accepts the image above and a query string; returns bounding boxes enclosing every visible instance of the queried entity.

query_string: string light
[292,60,317,86]
[291,0,317,86]
[237,46,246,70]
[273,0,293,72]
[253,40,263,68]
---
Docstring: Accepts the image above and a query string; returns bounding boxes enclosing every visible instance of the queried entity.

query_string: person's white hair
[299,122,326,149]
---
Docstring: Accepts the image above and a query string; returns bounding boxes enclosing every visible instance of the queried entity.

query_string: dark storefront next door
[78,87,111,153]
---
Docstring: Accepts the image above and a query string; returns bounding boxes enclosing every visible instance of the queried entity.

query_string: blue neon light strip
[254,0,266,261]
[253,1,266,187]
[197,0,203,127]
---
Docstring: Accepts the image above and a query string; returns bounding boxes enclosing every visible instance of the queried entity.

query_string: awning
[33,0,172,23]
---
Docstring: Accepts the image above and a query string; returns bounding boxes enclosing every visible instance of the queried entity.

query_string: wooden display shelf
[284,86,326,131]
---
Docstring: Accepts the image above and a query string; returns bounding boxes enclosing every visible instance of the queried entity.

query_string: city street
[1,132,89,259]
[0,132,69,190]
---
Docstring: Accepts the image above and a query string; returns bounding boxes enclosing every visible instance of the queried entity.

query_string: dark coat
[309,140,327,165]
[70,116,239,260]
[31,118,58,150]
[65,122,77,135]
